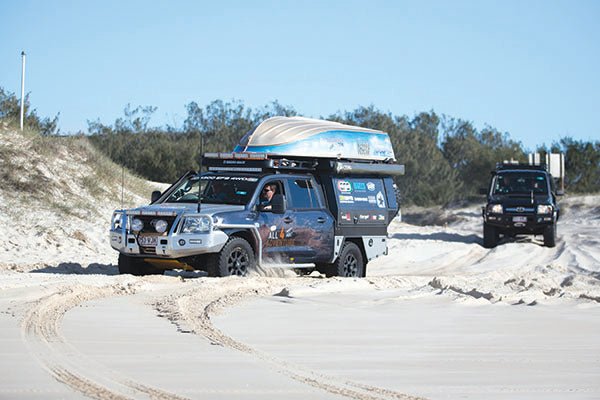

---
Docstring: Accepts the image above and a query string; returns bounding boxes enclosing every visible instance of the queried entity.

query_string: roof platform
[495,162,548,172]
[202,152,405,176]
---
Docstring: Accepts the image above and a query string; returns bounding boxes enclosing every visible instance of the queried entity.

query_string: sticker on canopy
[376,191,386,208]
[337,180,352,193]
[353,182,366,191]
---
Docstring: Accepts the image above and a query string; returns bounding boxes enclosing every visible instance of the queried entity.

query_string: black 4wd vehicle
[482,163,562,248]
[110,117,405,277]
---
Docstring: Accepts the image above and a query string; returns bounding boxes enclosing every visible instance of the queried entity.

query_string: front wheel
[209,237,256,277]
[118,254,162,276]
[543,224,556,247]
[483,223,498,248]
[331,242,365,277]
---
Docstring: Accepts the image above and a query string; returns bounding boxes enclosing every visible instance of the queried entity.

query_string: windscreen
[493,172,548,195]
[164,175,259,205]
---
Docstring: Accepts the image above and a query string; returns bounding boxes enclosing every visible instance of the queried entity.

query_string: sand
[1,192,599,399]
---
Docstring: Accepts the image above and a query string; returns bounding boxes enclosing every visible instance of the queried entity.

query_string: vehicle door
[256,178,292,263]
[256,176,334,264]
[281,176,334,263]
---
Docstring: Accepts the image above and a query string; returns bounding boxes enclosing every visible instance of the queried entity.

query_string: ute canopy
[234,116,396,162]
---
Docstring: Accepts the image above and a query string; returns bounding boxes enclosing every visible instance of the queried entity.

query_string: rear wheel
[209,237,256,277]
[483,223,498,248]
[331,242,365,277]
[543,224,556,247]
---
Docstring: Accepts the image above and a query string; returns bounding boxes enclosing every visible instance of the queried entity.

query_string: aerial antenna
[197,131,204,213]
[19,51,26,131]
[121,165,125,209]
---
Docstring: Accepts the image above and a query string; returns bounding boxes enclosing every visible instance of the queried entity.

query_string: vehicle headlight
[154,219,168,233]
[536,204,553,214]
[488,204,503,214]
[111,212,124,230]
[181,216,212,234]
[131,218,144,232]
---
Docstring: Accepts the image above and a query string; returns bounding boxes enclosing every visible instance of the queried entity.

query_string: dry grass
[0,123,156,217]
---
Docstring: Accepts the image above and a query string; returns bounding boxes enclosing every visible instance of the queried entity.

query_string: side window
[258,180,284,211]
[287,179,320,209]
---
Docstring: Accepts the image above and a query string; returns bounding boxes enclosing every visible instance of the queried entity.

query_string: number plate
[138,236,158,246]
[512,216,527,223]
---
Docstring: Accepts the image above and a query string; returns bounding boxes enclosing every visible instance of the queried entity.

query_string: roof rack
[202,152,405,176]
[495,162,548,171]
[492,153,565,191]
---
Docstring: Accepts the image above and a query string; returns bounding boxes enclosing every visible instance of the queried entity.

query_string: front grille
[505,207,534,213]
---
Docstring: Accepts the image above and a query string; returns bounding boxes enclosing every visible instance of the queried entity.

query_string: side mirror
[479,188,488,195]
[270,194,286,214]
[151,190,162,203]
[556,190,565,196]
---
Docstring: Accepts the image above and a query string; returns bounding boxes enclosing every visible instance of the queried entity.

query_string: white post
[20,51,26,131]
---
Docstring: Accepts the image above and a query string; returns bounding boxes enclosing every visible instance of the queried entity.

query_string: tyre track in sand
[155,277,426,400]
[21,282,191,400]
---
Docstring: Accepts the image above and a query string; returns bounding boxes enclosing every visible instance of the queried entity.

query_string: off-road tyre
[118,254,134,275]
[118,254,162,276]
[483,223,498,249]
[331,242,365,278]
[315,264,332,277]
[209,237,256,277]
[543,223,557,248]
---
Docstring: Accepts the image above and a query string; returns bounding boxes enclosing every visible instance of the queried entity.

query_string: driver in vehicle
[259,183,277,210]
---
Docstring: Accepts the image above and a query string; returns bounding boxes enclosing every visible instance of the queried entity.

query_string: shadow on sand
[31,263,119,275]
[392,231,552,249]
[391,232,482,245]
[31,262,209,278]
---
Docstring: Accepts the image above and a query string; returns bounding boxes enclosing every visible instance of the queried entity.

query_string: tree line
[0,87,59,135]
[1,86,598,205]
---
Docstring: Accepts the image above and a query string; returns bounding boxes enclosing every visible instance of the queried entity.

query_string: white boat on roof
[234,116,396,162]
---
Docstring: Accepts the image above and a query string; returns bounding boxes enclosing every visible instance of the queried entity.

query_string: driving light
[536,204,553,214]
[488,204,503,214]
[154,219,168,233]
[131,218,144,232]
[181,216,212,234]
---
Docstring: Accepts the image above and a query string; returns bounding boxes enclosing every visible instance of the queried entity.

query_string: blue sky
[1,0,598,150]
